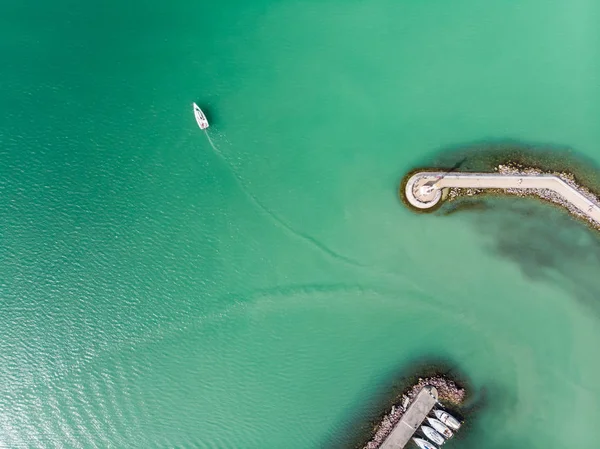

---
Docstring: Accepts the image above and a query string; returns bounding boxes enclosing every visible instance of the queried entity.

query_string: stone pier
[403,171,600,225]
[380,386,438,449]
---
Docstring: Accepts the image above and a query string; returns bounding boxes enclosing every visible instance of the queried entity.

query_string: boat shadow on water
[193,102,219,126]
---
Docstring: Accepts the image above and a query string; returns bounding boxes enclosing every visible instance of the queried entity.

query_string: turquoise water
[1,0,600,447]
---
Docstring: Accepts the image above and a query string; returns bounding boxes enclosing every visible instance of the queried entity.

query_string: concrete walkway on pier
[380,387,438,449]
[404,171,600,224]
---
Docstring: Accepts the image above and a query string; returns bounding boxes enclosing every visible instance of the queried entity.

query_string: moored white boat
[193,103,209,129]
[413,437,437,449]
[434,409,461,430]
[427,417,453,439]
[421,425,445,445]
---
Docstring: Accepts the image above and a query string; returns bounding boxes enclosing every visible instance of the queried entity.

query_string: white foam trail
[199,130,426,292]
[201,130,368,268]
[204,130,220,154]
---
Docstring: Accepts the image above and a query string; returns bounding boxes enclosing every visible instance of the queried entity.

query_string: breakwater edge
[362,376,465,449]
[401,164,600,231]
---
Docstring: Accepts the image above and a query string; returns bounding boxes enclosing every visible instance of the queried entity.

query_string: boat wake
[204,130,220,153]
[199,131,427,293]
[201,131,368,269]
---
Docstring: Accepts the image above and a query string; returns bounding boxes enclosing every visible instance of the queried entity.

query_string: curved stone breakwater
[402,165,600,229]
[362,377,465,449]
[494,165,600,227]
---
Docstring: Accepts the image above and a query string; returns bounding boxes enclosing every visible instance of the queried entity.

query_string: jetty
[379,387,438,449]
[404,171,600,224]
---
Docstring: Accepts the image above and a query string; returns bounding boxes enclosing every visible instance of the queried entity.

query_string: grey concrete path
[404,171,600,223]
[380,387,438,449]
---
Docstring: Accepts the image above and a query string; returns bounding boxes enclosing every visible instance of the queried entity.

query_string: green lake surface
[2,0,600,447]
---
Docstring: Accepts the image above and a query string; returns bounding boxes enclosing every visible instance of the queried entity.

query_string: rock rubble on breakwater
[446,164,600,229]
[362,377,465,449]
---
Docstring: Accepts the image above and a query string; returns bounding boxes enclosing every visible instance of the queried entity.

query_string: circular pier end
[404,173,443,209]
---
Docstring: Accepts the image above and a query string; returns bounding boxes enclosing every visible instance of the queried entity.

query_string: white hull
[421,425,445,445]
[193,103,209,129]
[434,409,461,430]
[413,437,437,449]
[427,417,453,439]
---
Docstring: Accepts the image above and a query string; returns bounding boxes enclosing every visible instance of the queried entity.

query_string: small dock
[380,387,438,449]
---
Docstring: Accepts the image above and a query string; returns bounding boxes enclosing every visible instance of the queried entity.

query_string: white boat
[193,103,209,129]
[434,409,461,430]
[427,417,453,439]
[421,425,445,445]
[413,437,437,449]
